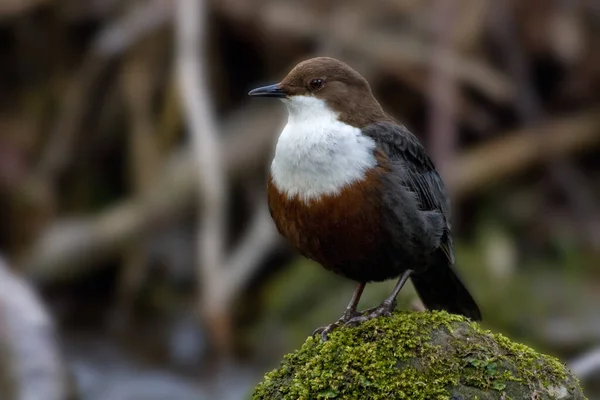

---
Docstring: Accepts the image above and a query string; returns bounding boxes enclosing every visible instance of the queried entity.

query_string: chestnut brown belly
[267,173,405,282]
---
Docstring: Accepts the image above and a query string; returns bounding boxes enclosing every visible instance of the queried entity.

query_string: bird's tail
[411,250,482,321]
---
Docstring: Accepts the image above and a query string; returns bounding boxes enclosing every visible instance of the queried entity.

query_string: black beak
[248,83,286,98]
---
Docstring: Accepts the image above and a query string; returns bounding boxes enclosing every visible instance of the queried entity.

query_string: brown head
[249,57,389,127]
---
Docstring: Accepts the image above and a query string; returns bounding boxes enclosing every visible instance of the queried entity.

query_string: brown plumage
[249,57,481,340]
[277,57,391,128]
[267,154,396,282]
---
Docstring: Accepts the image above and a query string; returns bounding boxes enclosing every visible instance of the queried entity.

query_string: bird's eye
[309,79,323,90]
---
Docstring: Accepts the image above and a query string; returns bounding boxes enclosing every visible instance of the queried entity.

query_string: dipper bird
[249,57,481,340]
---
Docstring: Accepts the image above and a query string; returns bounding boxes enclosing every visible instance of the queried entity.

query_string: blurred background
[0,0,599,398]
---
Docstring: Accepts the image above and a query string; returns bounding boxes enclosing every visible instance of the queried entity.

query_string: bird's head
[249,57,386,127]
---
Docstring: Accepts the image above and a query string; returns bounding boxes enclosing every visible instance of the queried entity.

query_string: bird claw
[344,301,395,327]
[312,310,359,341]
[312,301,397,340]
[312,323,340,342]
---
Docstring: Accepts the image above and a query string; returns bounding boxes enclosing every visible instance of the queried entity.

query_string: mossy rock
[253,311,585,400]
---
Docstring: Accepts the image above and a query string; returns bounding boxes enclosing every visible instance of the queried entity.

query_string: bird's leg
[313,283,365,341]
[345,269,414,326]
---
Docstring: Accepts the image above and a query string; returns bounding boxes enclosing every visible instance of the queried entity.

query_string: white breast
[270,96,377,202]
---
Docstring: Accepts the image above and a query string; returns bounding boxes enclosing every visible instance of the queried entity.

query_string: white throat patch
[270,96,377,202]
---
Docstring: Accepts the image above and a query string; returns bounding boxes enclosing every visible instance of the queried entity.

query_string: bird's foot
[312,310,360,342]
[344,300,396,327]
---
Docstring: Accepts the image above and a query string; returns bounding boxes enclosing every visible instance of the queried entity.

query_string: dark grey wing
[362,121,454,262]
[364,122,482,321]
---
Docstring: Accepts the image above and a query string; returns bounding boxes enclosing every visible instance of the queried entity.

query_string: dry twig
[427,0,459,172]
[175,0,229,350]
[448,109,600,197]
[20,101,281,283]
[489,0,600,248]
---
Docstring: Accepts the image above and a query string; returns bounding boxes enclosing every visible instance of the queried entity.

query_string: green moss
[253,311,585,400]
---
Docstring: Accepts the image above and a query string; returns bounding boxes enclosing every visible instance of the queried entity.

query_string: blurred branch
[158,78,183,153]
[0,0,49,18]
[36,54,105,182]
[449,109,600,197]
[93,0,173,57]
[176,0,230,351]
[34,0,172,184]
[221,203,282,304]
[427,0,458,171]
[490,0,600,248]
[20,101,280,282]
[112,46,164,331]
[212,1,515,103]
[355,32,514,103]
[0,256,72,400]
